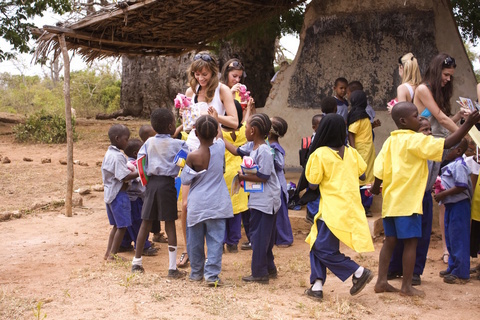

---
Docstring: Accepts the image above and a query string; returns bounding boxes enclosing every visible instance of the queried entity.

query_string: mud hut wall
[264,0,478,168]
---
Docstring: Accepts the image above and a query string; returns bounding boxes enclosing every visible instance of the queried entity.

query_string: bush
[14,110,77,144]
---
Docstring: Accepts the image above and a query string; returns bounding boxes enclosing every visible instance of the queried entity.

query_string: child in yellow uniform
[347,90,376,216]
[370,102,480,297]
[304,114,374,301]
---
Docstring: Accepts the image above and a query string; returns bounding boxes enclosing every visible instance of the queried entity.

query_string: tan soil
[0,119,478,319]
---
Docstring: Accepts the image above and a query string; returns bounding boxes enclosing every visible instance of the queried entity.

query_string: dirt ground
[0,118,479,320]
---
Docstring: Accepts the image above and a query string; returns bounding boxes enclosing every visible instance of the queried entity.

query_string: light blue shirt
[180,139,233,227]
[440,157,473,205]
[138,134,189,177]
[101,145,132,204]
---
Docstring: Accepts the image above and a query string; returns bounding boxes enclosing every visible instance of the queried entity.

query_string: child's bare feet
[400,286,425,297]
[374,281,399,293]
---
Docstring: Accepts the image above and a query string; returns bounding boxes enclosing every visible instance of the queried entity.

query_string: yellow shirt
[348,118,375,185]
[472,178,480,222]
[374,130,444,218]
[223,125,249,214]
[304,146,374,253]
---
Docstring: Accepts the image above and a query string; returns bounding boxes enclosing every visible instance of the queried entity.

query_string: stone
[23,157,33,162]
[76,187,91,195]
[41,158,52,164]
[92,184,104,192]
[2,157,11,164]
[72,194,83,207]
[59,159,67,165]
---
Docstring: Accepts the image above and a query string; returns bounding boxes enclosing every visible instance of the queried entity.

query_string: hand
[465,110,480,125]
[231,83,241,93]
[458,107,471,118]
[372,119,381,128]
[208,106,218,120]
[433,191,445,203]
[247,97,255,110]
[386,99,397,113]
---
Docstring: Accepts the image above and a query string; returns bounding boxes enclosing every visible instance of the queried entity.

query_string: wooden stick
[58,34,74,217]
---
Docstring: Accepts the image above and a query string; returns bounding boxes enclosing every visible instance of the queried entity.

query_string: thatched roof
[33,0,304,62]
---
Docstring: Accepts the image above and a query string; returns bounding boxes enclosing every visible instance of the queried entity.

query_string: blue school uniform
[181,139,233,282]
[270,142,293,246]
[334,97,349,122]
[238,142,281,277]
[441,157,473,279]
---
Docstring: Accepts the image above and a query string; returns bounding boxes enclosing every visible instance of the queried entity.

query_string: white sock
[168,246,177,270]
[354,266,364,278]
[312,279,323,291]
[132,257,142,266]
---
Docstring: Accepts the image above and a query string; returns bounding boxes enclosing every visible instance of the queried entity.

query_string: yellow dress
[348,118,375,185]
[472,178,480,222]
[304,146,374,253]
[223,126,249,214]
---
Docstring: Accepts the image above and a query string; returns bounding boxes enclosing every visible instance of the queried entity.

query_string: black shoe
[242,275,269,284]
[439,269,450,278]
[142,246,159,256]
[443,274,469,284]
[305,213,314,225]
[241,242,252,250]
[131,264,145,273]
[412,274,421,286]
[205,278,223,287]
[387,271,402,280]
[168,268,187,279]
[365,209,373,217]
[268,268,278,279]
[350,268,373,296]
[226,244,238,253]
[305,287,323,300]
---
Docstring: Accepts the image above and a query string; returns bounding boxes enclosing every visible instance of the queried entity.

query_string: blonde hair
[187,51,219,102]
[400,53,422,86]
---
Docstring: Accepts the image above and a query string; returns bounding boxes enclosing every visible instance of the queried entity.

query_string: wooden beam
[42,25,202,49]
[58,34,74,218]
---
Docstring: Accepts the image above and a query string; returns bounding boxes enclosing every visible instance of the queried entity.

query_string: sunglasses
[398,55,414,66]
[194,54,213,62]
[443,56,456,67]
[228,61,243,68]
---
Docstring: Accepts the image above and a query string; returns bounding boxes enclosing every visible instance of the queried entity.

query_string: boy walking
[370,102,480,296]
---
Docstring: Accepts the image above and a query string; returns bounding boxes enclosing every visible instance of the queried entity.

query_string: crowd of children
[101,53,480,301]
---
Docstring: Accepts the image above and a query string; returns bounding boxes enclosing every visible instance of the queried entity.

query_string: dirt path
[0,119,478,319]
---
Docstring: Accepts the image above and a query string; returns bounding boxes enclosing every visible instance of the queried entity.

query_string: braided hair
[195,115,218,140]
[249,113,272,139]
[270,116,288,138]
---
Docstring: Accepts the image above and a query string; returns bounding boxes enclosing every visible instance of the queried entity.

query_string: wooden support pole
[58,34,74,217]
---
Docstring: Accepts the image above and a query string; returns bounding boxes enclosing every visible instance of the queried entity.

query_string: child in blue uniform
[131,108,189,278]
[102,124,139,261]
[268,116,293,247]
[181,114,233,285]
[224,113,281,284]
[333,77,349,122]
[434,139,473,284]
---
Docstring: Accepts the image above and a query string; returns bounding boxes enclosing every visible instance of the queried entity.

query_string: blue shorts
[106,191,132,228]
[383,214,421,239]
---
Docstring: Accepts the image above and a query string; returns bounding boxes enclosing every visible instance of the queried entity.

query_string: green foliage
[464,41,480,82]
[452,0,480,44]
[0,0,71,61]
[33,301,47,320]
[0,62,121,117]
[14,109,77,144]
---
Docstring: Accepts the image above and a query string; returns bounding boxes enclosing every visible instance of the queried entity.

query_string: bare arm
[434,186,467,203]
[122,171,139,182]
[243,97,255,122]
[238,172,267,183]
[173,124,183,139]
[415,85,458,133]
[224,139,239,156]
[218,84,239,129]
[444,110,480,149]
[348,132,356,148]
[397,84,411,102]
[369,177,383,195]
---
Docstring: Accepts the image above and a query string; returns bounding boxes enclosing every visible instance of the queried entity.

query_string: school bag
[299,136,312,168]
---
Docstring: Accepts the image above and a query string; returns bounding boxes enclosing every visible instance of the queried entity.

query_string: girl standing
[268,116,294,247]
[305,114,374,300]
[180,115,233,285]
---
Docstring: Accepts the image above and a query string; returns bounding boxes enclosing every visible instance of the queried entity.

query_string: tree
[0,0,71,61]
[452,0,480,44]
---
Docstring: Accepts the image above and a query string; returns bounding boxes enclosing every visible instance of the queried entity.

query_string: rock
[2,157,10,164]
[72,194,83,207]
[23,157,33,162]
[0,112,25,124]
[59,159,67,165]
[41,158,52,164]
[116,116,134,121]
[96,161,103,167]
[76,187,91,195]
[92,184,104,192]
[77,161,88,167]
[0,212,12,222]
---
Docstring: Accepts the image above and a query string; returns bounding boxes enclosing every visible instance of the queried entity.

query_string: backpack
[299,136,312,168]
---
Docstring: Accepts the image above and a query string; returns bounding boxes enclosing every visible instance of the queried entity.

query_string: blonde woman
[387,53,422,112]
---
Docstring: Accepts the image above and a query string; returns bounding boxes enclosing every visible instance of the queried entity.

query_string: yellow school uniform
[223,125,249,214]
[472,178,480,222]
[374,130,444,218]
[348,118,375,185]
[305,146,374,253]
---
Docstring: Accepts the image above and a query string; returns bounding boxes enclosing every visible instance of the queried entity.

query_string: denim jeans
[187,218,226,281]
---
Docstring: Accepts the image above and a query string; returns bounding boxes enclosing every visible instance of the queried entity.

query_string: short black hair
[321,96,337,114]
[139,124,156,142]
[312,114,323,126]
[334,77,348,87]
[391,101,417,128]
[150,108,174,134]
[249,113,272,139]
[124,138,143,158]
[348,81,363,93]
[195,115,218,140]
[270,116,288,138]
[108,124,130,145]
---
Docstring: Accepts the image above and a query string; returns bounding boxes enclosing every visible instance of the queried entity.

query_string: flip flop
[177,252,189,268]
[442,253,449,264]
